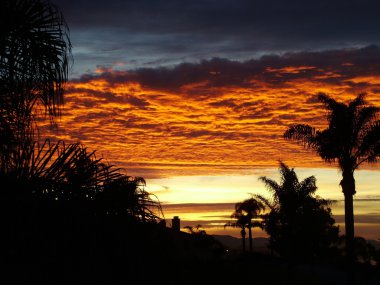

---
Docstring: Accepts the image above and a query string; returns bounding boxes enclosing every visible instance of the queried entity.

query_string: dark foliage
[0,0,161,223]
[0,0,72,178]
[0,139,162,222]
[0,0,71,117]
[256,162,339,260]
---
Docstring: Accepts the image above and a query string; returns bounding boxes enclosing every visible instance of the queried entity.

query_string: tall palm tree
[0,0,71,174]
[284,93,380,263]
[225,198,265,253]
[256,162,338,259]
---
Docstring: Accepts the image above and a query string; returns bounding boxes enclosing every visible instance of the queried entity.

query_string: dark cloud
[186,130,216,138]
[65,86,150,108]
[52,0,380,75]
[277,114,299,120]
[239,107,273,120]
[72,46,380,93]
[119,121,162,130]
[56,0,380,39]
[234,101,263,111]
[126,95,150,108]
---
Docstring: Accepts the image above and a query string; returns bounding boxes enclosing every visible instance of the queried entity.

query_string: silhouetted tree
[284,93,380,265]
[0,0,71,115]
[225,210,248,252]
[184,225,225,254]
[98,175,162,222]
[0,0,71,176]
[184,225,207,235]
[1,140,112,200]
[0,139,162,222]
[225,198,265,253]
[256,161,339,260]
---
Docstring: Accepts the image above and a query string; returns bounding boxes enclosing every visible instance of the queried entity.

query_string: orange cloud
[41,47,380,178]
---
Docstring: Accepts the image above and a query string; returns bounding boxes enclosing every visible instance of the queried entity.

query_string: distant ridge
[213,235,380,252]
[212,235,269,252]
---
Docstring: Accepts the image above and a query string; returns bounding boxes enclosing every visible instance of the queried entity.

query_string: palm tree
[0,138,163,222]
[99,175,163,222]
[284,93,380,263]
[256,161,338,259]
[225,211,248,252]
[225,198,265,253]
[0,0,71,116]
[4,139,120,203]
[0,0,71,174]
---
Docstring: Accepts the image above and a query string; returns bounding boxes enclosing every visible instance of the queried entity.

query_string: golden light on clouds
[38,47,380,239]
[40,47,380,179]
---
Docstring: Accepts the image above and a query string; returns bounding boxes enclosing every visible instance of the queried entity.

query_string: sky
[50,0,380,239]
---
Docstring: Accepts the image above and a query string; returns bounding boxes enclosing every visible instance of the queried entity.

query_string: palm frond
[252,194,276,211]
[356,120,380,166]
[318,93,345,112]
[0,0,72,119]
[353,106,379,147]
[284,124,318,149]
[348,93,366,110]
[298,176,317,196]
[258,176,280,195]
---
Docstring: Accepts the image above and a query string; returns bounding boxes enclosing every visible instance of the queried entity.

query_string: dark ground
[1,200,379,285]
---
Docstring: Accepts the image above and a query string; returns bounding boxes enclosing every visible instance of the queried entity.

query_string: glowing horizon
[37,47,380,239]
[147,168,380,239]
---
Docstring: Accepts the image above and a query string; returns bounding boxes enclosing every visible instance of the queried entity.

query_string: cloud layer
[54,0,380,74]
[40,46,380,178]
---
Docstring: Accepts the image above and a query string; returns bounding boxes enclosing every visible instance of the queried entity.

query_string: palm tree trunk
[344,192,355,260]
[248,225,253,253]
[241,227,246,252]
[340,170,356,284]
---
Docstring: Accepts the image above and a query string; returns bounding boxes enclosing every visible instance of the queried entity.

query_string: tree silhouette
[284,93,380,264]
[0,0,71,176]
[0,0,71,116]
[225,211,248,252]
[0,0,163,222]
[184,225,207,235]
[98,175,163,222]
[256,161,339,260]
[225,197,265,253]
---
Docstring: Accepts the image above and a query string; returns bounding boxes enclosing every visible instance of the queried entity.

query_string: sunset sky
[50,0,380,239]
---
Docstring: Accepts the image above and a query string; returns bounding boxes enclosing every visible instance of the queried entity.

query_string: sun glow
[39,51,380,239]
